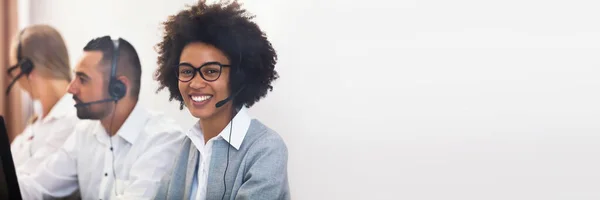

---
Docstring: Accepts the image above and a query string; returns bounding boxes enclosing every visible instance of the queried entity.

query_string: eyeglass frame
[175,62,231,82]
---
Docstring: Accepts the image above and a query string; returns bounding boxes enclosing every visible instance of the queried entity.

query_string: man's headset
[74,38,127,107]
[5,29,35,96]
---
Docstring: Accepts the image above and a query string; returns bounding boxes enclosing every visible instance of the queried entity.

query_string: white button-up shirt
[18,103,186,200]
[11,94,78,175]
[188,107,252,200]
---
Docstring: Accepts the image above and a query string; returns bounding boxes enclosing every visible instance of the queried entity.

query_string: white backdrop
[24,0,600,199]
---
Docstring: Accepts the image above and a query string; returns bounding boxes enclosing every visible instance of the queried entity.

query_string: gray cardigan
[153,119,290,200]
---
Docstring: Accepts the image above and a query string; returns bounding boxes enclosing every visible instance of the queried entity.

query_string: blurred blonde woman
[6,25,78,176]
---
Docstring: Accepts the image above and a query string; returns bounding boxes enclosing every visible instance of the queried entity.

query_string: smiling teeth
[191,95,211,102]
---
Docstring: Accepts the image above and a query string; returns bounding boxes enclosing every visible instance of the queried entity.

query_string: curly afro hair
[154,0,278,109]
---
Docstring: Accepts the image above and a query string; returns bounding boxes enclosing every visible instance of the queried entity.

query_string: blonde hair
[14,25,71,82]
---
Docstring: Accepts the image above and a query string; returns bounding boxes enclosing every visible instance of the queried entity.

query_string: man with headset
[16,36,185,200]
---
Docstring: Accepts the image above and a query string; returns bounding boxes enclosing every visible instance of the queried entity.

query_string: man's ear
[117,75,130,95]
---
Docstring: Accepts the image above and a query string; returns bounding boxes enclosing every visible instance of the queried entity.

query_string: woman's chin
[190,109,214,120]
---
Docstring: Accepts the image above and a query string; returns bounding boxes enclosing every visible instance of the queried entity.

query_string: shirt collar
[114,103,149,144]
[187,107,252,150]
[41,94,76,123]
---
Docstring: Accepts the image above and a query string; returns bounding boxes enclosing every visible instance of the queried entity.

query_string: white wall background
[25,0,600,199]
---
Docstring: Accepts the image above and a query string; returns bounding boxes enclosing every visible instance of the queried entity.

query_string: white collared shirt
[18,103,186,200]
[188,107,252,200]
[11,94,78,175]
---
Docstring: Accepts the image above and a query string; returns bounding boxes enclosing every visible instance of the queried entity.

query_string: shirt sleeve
[112,122,185,200]
[18,129,80,199]
[235,134,291,200]
[16,116,78,175]
[10,133,26,162]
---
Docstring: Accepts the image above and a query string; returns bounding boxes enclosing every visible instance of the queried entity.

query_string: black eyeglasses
[175,62,231,82]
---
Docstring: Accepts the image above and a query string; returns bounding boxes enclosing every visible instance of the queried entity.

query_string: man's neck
[199,105,235,143]
[101,99,137,137]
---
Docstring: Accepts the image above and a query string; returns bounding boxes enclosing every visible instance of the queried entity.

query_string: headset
[5,29,35,96]
[6,28,37,156]
[216,38,247,200]
[108,39,127,101]
[73,37,125,197]
[107,38,124,197]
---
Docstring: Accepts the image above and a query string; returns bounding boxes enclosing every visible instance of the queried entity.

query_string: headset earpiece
[17,29,34,76]
[109,79,126,100]
[108,38,126,101]
[20,59,34,75]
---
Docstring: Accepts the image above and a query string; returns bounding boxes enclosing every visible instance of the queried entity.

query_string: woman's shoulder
[244,119,288,153]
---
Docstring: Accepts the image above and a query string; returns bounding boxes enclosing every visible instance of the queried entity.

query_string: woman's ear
[26,67,37,80]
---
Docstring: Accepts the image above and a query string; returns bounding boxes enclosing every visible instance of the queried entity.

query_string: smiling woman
[152,1,289,199]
